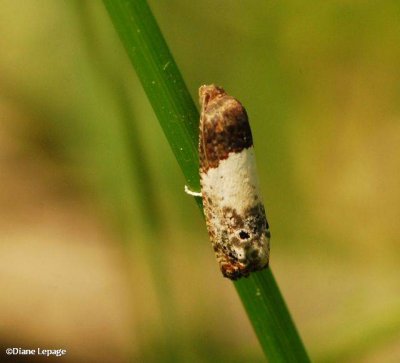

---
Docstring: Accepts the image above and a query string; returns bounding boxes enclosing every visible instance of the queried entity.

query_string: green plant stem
[103,0,200,191]
[235,269,310,361]
[103,0,311,361]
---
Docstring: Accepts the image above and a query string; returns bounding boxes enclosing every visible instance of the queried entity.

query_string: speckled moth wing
[198,85,271,280]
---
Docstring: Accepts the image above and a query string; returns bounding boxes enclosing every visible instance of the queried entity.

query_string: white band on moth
[184,185,202,197]
[201,147,260,215]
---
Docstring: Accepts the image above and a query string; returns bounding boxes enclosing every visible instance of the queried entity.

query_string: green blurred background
[0,1,399,362]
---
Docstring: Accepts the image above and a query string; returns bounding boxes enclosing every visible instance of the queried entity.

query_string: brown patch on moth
[199,85,253,173]
[205,203,270,280]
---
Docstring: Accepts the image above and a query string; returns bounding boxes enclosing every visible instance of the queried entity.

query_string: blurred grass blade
[102,0,311,361]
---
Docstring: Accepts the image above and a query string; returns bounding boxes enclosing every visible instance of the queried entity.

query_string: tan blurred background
[0,1,399,362]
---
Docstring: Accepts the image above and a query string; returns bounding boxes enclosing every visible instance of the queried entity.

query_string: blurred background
[0,1,399,362]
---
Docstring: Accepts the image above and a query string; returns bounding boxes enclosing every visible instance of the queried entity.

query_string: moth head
[199,84,226,109]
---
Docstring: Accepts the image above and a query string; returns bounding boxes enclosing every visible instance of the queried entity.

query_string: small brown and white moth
[196,84,271,280]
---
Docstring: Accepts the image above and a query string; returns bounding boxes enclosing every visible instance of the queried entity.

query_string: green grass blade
[235,269,310,362]
[102,0,311,361]
[102,0,200,192]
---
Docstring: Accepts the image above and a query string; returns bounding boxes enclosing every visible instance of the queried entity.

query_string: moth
[196,84,271,280]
